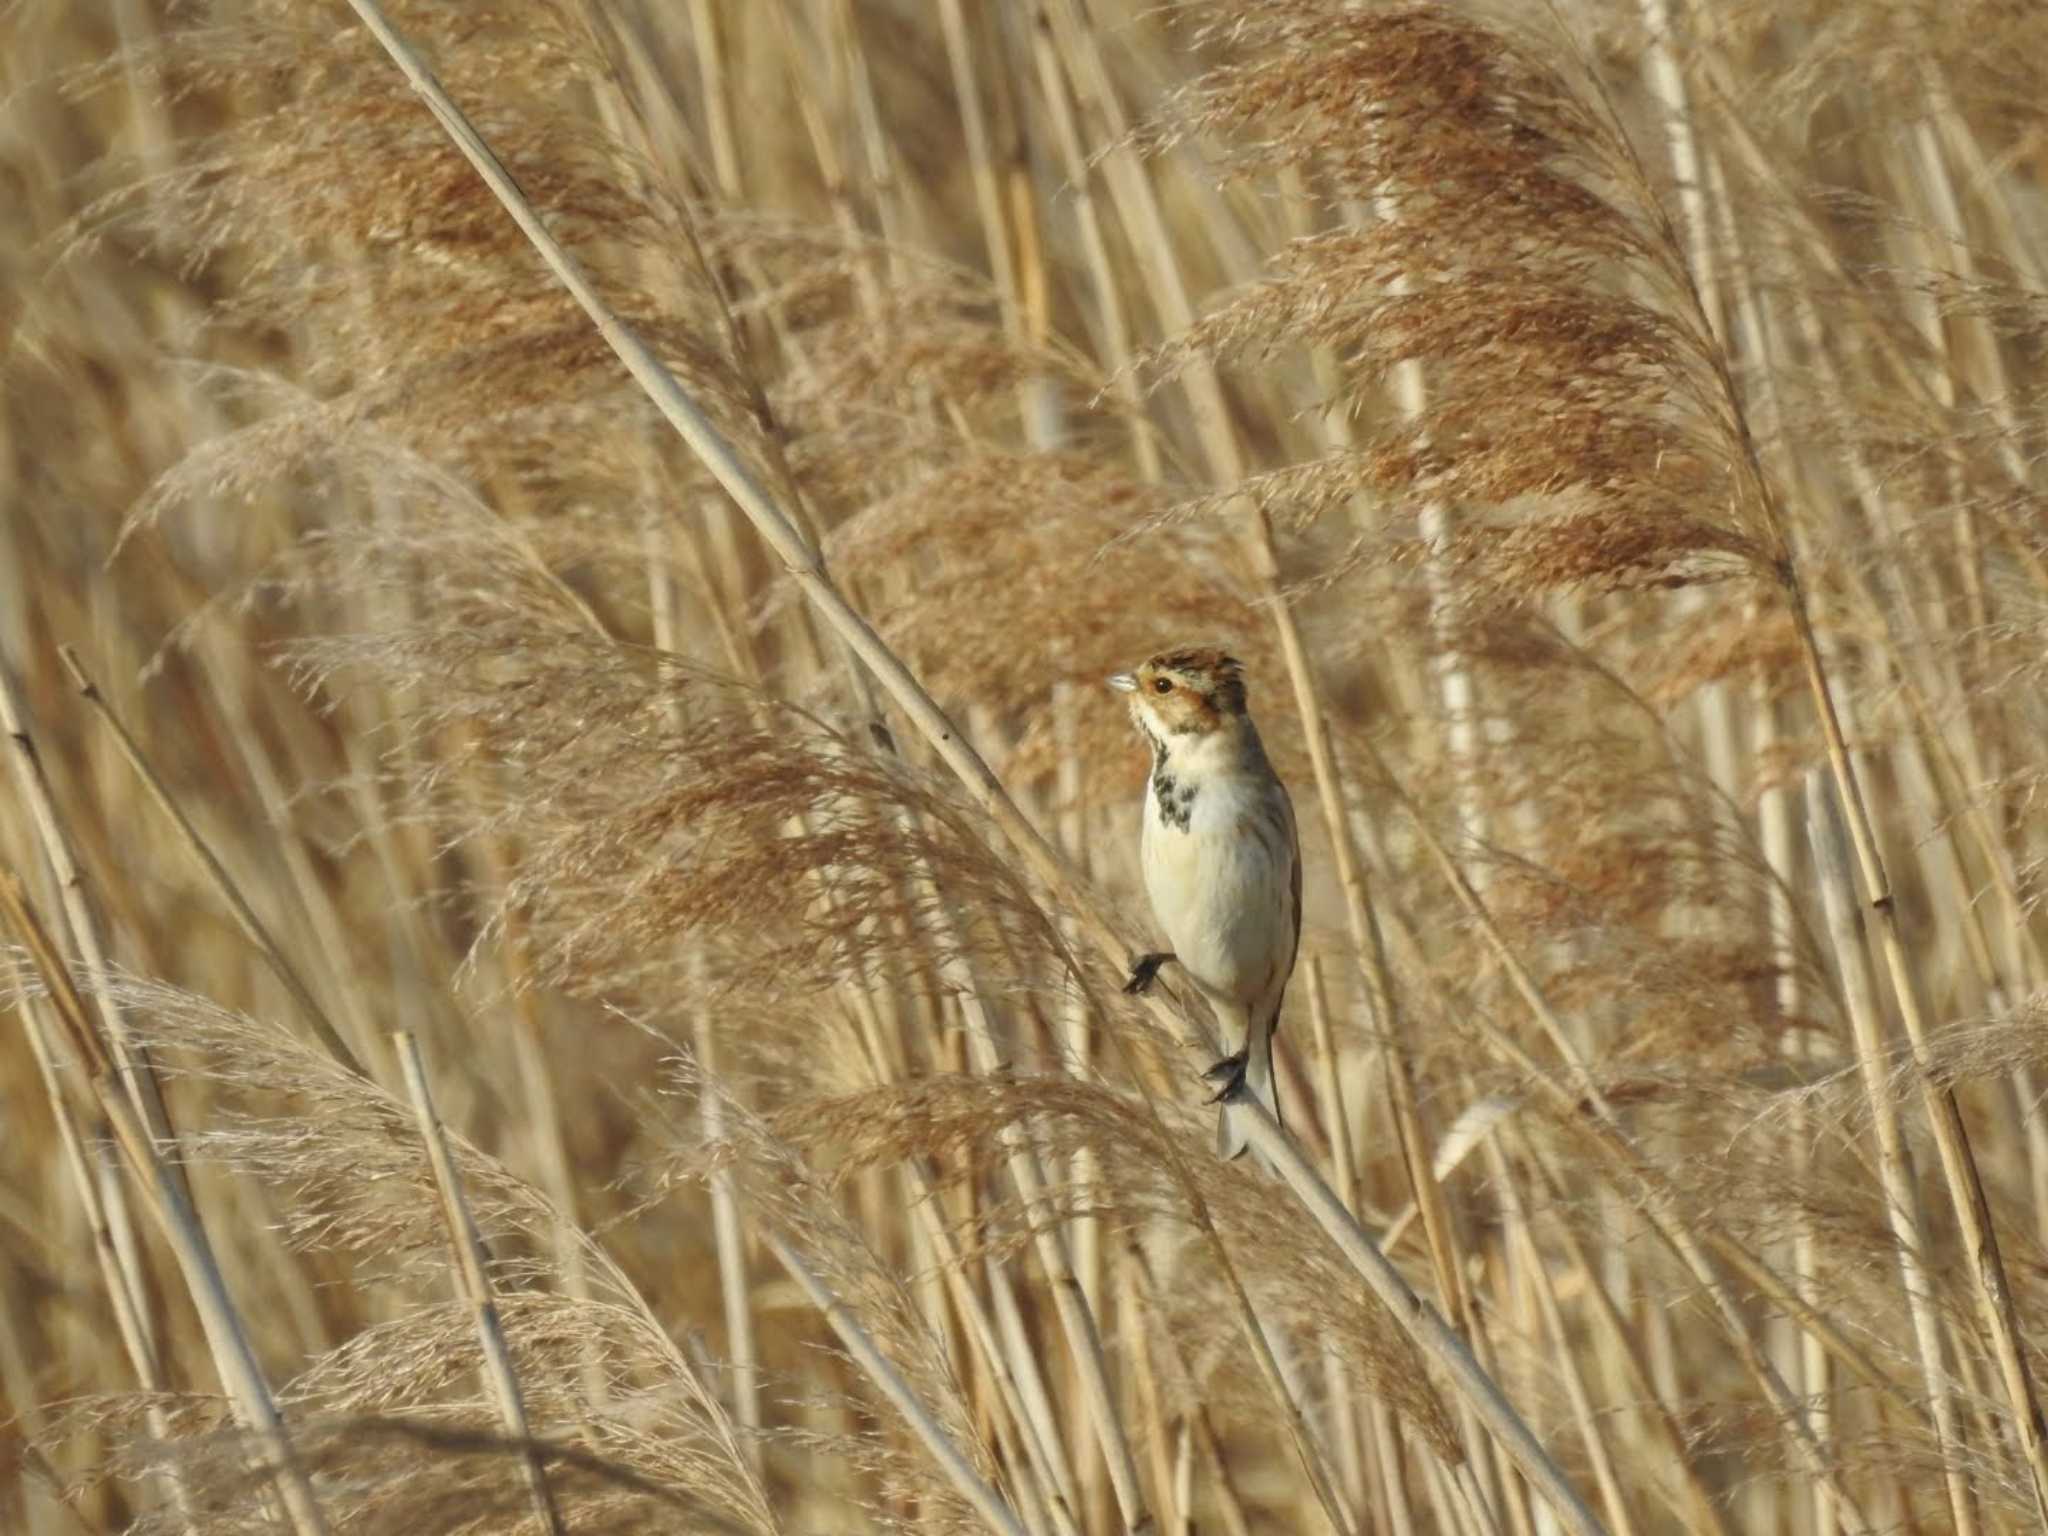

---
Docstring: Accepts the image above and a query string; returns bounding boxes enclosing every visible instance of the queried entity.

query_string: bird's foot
[1203,1049,1249,1105]
[1123,951,1175,996]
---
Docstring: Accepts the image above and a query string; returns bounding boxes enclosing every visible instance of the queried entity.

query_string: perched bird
[1110,647,1301,1160]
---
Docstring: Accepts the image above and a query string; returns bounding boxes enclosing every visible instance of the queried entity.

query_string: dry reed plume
[6,0,2048,1533]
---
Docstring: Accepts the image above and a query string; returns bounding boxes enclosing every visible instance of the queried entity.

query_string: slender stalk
[689,990,761,1464]
[1805,772,1976,1535]
[935,0,1021,339]
[684,0,740,199]
[494,886,604,1416]
[1028,14,1162,481]
[1702,144,1842,1536]
[1,871,328,1536]
[929,905,1153,1532]
[1784,580,2048,1523]
[834,981,1085,1536]
[56,647,366,1080]
[1118,1237,1254,1536]
[102,1092,330,1536]
[395,1030,567,1536]
[763,1229,1030,1536]
[980,1252,1085,1536]
[643,533,763,1461]
[1370,1400,1420,1536]
[1516,1134,1734,1536]
[189,631,383,1067]
[1483,1135,1638,1536]
[1120,1262,1182,1536]
[1305,958,1367,1509]
[3,952,189,1521]
[0,660,181,1167]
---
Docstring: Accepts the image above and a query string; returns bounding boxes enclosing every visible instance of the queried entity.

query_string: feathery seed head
[1110,646,1249,740]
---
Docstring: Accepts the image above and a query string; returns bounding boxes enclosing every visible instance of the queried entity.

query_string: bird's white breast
[1140,758,1294,1016]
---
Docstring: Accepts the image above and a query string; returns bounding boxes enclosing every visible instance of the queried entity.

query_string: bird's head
[1108,647,1249,745]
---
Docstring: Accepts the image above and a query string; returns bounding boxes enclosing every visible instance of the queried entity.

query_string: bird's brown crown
[1131,647,1248,734]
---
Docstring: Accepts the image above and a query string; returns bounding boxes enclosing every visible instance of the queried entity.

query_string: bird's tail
[1216,1022,1279,1163]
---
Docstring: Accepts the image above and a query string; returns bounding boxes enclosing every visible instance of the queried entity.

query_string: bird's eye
[1152,677,1173,694]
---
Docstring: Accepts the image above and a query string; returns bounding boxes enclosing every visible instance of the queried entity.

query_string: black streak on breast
[1151,766,1199,832]
[1142,721,1198,832]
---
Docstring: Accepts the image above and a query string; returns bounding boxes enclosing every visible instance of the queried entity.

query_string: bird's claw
[1123,951,1175,996]
[1203,1050,1248,1105]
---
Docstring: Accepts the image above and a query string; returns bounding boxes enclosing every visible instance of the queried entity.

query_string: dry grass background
[5,0,2048,1532]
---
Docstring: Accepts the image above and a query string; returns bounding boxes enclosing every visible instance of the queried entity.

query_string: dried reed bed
[5,0,2048,1532]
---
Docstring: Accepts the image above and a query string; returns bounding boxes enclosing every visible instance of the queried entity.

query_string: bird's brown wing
[1275,790,1303,1037]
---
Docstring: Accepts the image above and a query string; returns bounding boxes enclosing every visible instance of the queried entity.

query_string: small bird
[1111,647,1301,1161]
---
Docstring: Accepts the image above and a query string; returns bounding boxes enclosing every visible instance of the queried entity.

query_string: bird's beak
[1107,672,1137,693]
